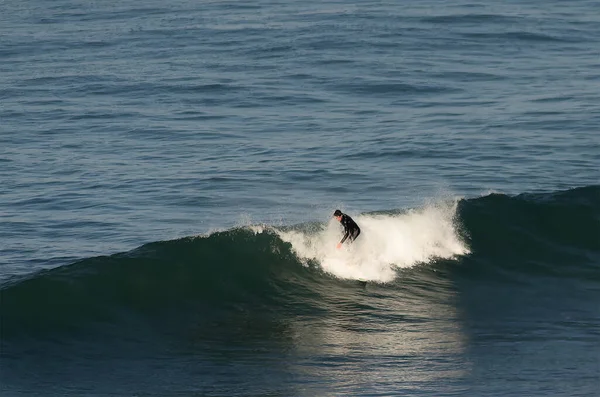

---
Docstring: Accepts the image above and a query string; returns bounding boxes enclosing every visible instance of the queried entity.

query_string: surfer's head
[333,209,342,221]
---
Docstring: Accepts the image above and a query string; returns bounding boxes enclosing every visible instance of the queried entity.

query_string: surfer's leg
[349,229,360,243]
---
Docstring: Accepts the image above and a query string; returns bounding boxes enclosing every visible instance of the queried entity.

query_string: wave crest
[276,200,469,282]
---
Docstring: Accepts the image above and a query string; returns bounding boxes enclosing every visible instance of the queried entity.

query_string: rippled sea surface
[1,1,599,396]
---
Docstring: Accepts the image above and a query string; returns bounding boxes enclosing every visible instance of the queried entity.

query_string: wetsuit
[339,214,361,244]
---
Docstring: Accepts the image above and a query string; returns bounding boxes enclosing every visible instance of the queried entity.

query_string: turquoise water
[1,0,599,396]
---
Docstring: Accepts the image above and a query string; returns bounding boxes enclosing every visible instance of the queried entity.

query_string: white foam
[276,201,469,283]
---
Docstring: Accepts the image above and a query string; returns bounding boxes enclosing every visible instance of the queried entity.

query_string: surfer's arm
[339,229,350,245]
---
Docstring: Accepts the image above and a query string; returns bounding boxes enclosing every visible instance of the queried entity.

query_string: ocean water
[1,0,599,396]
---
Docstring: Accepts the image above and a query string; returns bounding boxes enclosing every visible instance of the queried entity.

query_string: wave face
[2,186,598,343]
[459,185,600,279]
[1,228,316,339]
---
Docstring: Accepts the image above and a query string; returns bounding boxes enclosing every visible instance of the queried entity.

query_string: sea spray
[276,200,469,282]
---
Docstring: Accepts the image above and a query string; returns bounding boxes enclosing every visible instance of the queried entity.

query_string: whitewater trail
[272,201,470,282]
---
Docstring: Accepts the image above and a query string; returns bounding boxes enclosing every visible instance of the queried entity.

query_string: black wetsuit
[339,214,361,244]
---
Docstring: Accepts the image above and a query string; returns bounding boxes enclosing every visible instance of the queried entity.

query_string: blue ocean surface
[1,0,599,396]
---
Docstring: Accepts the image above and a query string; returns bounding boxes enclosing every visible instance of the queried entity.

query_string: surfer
[333,209,361,249]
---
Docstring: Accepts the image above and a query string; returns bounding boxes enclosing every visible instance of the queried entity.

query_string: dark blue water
[1,0,599,396]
